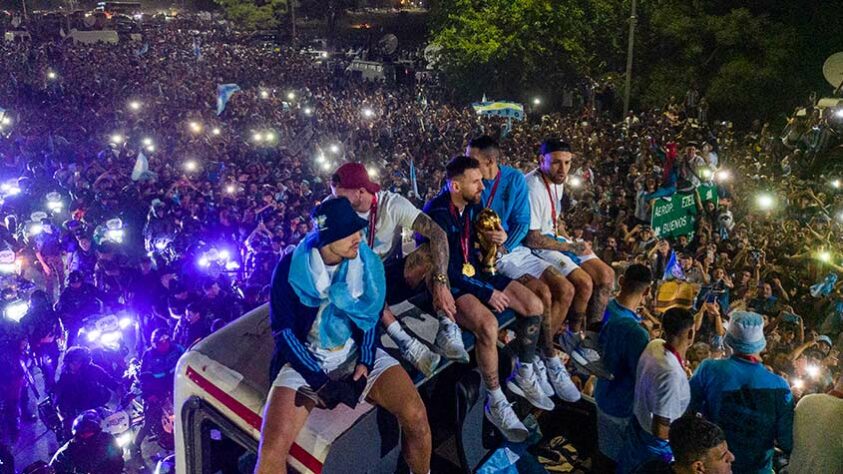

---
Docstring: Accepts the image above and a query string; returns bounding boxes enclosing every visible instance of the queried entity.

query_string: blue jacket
[595,299,650,418]
[481,165,530,252]
[689,356,794,474]
[422,190,496,302]
[268,251,378,388]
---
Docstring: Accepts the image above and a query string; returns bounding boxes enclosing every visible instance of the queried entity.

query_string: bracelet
[432,273,448,286]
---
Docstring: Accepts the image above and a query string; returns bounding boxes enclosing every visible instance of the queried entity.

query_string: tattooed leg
[581,259,615,329]
[518,275,555,358]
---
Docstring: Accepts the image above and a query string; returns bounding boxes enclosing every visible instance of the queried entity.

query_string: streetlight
[755,193,775,211]
[532,97,541,106]
[128,100,142,111]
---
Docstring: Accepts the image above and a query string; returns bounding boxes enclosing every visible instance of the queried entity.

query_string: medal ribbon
[541,173,560,235]
[367,194,378,246]
[449,201,470,266]
[484,172,502,209]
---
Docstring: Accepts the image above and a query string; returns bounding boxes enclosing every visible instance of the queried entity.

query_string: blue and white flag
[663,250,685,281]
[193,37,202,60]
[409,158,419,197]
[501,117,513,140]
[132,151,149,181]
[216,83,241,116]
[810,273,838,297]
[135,42,149,57]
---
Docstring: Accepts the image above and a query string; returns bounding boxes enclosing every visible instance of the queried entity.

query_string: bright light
[836,109,843,118]
[714,169,731,182]
[367,167,378,178]
[188,121,203,134]
[155,239,168,250]
[303,107,313,116]
[47,71,57,80]
[818,250,832,263]
[792,378,804,390]
[128,100,142,111]
[699,168,713,180]
[225,261,240,271]
[265,131,276,142]
[86,329,102,342]
[225,184,236,194]
[0,116,11,126]
[329,144,340,154]
[184,160,198,172]
[362,107,375,118]
[568,176,583,188]
[832,179,841,189]
[756,193,775,210]
[260,90,269,99]
[100,331,121,345]
[142,137,153,147]
[211,127,221,136]
[30,223,43,235]
[533,97,541,106]
[116,432,134,447]
[198,257,209,268]
[4,300,28,323]
[119,317,133,329]
[253,132,264,142]
[46,200,64,212]
[806,364,820,379]
[106,229,125,243]
[110,134,124,145]
[315,154,326,164]
[0,263,16,274]
[1,183,20,196]
[321,161,331,171]
[218,249,231,261]
[287,91,296,100]
[320,51,328,58]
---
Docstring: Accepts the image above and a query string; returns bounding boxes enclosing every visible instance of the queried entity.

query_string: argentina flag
[216,84,241,115]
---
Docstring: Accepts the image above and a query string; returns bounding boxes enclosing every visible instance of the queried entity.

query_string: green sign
[651,192,698,238]
[698,184,719,208]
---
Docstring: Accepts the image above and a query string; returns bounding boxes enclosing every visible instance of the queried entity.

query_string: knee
[535,282,552,309]
[574,275,594,299]
[400,399,430,436]
[478,319,499,344]
[597,266,615,290]
[553,279,575,304]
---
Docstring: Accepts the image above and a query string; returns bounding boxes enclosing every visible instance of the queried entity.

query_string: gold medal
[462,262,476,277]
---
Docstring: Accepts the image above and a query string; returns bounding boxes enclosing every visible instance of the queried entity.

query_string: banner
[651,191,698,238]
[471,101,525,121]
[655,280,700,312]
[698,183,719,207]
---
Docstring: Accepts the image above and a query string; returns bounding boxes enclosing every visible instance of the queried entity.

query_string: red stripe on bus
[186,365,323,474]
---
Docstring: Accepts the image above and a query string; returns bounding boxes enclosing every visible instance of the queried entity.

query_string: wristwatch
[432,273,448,286]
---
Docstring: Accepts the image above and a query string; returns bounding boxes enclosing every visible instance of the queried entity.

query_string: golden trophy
[475,208,502,275]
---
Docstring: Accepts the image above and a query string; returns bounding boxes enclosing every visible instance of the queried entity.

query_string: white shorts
[532,249,598,277]
[272,348,399,403]
[497,246,552,279]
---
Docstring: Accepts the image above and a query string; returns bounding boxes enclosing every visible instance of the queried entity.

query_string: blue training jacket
[480,165,530,252]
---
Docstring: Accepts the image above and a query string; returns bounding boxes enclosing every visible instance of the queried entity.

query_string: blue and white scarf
[288,233,385,349]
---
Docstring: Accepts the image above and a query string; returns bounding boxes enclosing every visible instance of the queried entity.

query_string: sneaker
[544,358,582,402]
[485,397,529,443]
[532,358,555,398]
[557,331,614,380]
[435,319,470,363]
[506,362,555,411]
[401,338,441,377]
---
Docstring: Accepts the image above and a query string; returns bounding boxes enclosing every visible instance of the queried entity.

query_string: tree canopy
[214,0,288,30]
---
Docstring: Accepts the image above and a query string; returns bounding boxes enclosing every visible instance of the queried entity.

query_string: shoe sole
[484,408,529,443]
[437,342,470,363]
[506,379,555,411]
[568,351,614,380]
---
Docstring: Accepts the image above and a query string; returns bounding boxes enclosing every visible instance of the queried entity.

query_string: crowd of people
[0,11,842,474]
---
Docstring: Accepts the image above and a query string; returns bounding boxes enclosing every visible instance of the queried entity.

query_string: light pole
[622,0,638,114]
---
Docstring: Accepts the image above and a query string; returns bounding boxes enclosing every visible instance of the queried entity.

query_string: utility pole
[622,0,638,114]
[290,0,297,47]
[21,0,28,21]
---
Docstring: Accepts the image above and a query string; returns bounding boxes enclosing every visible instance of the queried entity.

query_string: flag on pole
[132,151,149,181]
[216,84,241,116]
[663,250,685,281]
[409,158,419,198]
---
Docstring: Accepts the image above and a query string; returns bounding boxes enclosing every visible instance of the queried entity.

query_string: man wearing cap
[523,138,615,377]
[332,162,465,377]
[689,311,794,474]
[423,155,552,442]
[467,136,580,402]
[256,198,431,474]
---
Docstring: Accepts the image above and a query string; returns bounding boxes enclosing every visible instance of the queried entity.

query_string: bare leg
[254,387,315,474]
[566,268,594,332]
[366,366,432,474]
[540,267,575,354]
[501,280,544,317]
[580,259,615,328]
[455,294,500,388]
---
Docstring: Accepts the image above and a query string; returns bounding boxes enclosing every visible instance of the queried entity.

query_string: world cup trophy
[475,208,502,275]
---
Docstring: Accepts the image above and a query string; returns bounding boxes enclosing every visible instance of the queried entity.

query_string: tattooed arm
[523,230,574,253]
[412,213,457,319]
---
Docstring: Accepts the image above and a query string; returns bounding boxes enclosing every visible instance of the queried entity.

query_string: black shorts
[383,257,426,306]
[451,273,512,301]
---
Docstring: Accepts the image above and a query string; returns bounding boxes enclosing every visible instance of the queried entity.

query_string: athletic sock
[487,386,506,404]
[386,321,414,350]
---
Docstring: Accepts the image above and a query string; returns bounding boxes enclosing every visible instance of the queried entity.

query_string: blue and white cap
[725,311,767,355]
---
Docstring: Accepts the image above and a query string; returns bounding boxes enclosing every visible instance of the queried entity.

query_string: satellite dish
[423,43,442,66]
[822,52,843,90]
[378,34,398,56]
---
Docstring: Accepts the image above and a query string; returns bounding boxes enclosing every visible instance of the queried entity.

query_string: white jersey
[633,339,691,435]
[357,190,421,261]
[525,169,565,236]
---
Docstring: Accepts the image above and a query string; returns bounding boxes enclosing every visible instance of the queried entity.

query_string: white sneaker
[484,397,529,443]
[545,358,582,403]
[532,358,555,398]
[506,362,555,411]
[401,338,441,377]
[435,319,470,363]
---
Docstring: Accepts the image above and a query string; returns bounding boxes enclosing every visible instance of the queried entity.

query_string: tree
[214,0,288,30]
